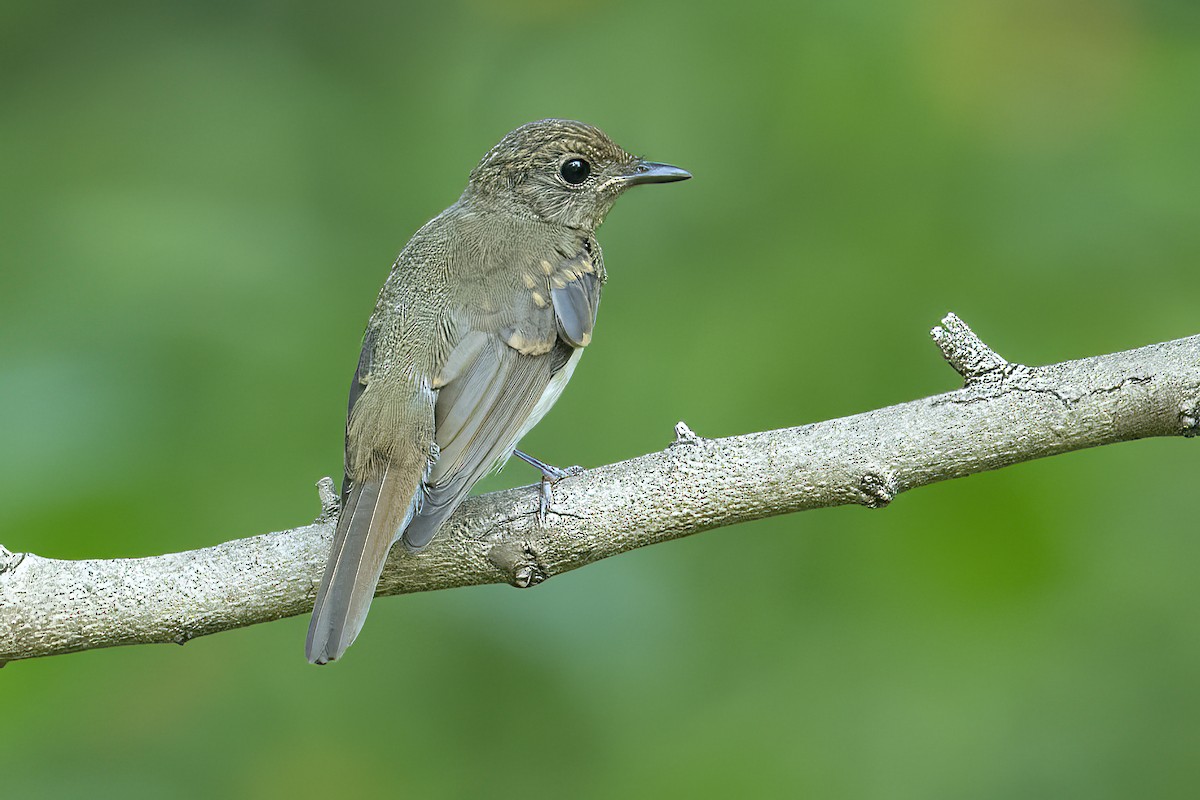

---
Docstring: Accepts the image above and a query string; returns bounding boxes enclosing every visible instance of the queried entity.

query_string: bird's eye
[560,158,591,185]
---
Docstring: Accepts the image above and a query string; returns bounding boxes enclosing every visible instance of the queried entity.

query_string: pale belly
[510,346,583,456]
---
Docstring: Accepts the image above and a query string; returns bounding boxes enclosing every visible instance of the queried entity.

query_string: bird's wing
[549,249,603,347]
[400,245,601,550]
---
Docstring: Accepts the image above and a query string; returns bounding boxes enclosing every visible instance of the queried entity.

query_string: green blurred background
[3,0,1198,797]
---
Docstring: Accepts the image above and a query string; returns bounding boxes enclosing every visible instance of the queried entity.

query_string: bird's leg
[513,449,584,525]
[513,449,582,481]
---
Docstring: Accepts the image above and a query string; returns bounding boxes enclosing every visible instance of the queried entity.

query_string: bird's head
[462,119,690,231]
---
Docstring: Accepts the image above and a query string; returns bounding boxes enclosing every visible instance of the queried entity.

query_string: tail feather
[400,464,487,552]
[306,464,421,664]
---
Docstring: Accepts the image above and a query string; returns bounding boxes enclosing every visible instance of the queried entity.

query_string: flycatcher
[306,119,690,664]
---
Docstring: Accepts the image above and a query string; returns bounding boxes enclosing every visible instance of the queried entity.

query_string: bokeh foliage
[2,0,1198,797]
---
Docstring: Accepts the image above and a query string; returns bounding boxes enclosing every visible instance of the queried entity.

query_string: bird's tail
[305,462,422,664]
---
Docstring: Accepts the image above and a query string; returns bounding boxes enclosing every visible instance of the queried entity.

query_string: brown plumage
[306,119,690,664]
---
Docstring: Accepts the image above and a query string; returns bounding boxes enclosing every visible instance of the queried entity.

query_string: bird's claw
[514,450,583,526]
[536,466,584,526]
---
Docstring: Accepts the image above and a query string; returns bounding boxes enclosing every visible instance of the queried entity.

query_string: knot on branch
[487,541,550,589]
[1182,398,1200,438]
[671,420,703,447]
[0,545,25,574]
[931,313,1011,385]
[315,477,341,524]
[858,470,899,508]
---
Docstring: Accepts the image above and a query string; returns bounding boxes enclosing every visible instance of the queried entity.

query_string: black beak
[625,161,692,186]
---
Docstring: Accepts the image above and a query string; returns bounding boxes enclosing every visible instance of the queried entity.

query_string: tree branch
[2,314,1197,664]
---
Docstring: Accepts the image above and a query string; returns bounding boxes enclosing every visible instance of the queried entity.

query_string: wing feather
[550,251,603,347]
[399,243,600,551]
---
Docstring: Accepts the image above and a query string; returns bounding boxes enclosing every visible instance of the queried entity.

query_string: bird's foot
[513,450,584,526]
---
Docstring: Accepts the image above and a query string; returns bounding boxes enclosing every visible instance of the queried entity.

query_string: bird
[305,119,690,664]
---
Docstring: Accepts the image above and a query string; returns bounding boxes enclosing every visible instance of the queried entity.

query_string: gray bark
[2,315,1197,664]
